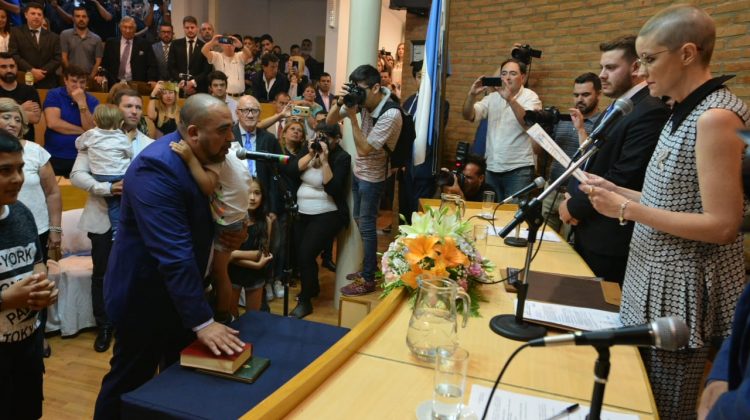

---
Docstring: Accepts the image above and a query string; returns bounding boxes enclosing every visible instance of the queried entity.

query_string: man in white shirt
[208,70,238,123]
[462,58,542,201]
[201,34,252,98]
[70,88,155,354]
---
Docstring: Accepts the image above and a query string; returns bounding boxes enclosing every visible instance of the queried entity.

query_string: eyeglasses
[637,49,670,69]
[238,108,261,116]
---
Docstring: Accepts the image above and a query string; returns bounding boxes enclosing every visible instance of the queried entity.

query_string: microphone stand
[588,346,611,420]
[269,163,298,317]
[489,142,601,341]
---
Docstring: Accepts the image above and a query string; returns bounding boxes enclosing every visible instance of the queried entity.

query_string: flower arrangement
[379,206,495,316]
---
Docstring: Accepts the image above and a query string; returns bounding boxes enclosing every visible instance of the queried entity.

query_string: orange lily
[403,235,440,265]
[401,264,424,288]
[436,237,469,267]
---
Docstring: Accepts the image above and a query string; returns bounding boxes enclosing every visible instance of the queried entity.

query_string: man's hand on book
[196,322,245,356]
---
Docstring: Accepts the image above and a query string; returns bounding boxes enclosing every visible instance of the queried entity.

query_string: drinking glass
[473,224,488,255]
[432,347,469,420]
[481,191,496,218]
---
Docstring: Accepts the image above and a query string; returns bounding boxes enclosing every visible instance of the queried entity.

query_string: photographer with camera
[201,33,253,98]
[462,56,542,202]
[327,64,402,297]
[438,153,493,202]
[288,122,351,318]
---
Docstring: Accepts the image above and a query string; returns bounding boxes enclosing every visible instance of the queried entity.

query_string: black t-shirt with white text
[0,202,42,343]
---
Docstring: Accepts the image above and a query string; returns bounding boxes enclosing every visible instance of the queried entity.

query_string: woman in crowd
[0,98,61,357]
[266,119,307,304]
[292,83,323,139]
[582,5,749,418]
[289,123,351,319]
[280,119,306,157]
[147,81,180,137]
[0,9,10,53]
[393,42,405,88]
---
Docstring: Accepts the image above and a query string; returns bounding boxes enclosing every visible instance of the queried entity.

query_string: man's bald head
[179,94,227,131]
[638,5,715,66]
[238,95,260,109]
[178,94,234,165]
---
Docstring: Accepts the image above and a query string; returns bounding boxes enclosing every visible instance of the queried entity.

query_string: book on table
[195,356,271,383]
[180,341,252,374]
[504,267,624,331]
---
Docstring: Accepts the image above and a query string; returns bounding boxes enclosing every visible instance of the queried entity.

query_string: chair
[45,208,97,336]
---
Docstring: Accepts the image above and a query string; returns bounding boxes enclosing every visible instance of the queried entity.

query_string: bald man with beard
[94,94,246,420]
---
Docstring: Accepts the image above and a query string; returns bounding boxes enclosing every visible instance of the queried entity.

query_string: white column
[334,0,382,306]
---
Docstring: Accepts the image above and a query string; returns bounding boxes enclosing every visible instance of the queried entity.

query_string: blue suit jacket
[104,132,214,330]
[707,282,750,419]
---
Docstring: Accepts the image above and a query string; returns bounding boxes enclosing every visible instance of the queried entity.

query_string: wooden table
[241,207,658,419]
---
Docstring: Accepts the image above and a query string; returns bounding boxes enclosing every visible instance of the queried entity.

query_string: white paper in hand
[527,124,588,183]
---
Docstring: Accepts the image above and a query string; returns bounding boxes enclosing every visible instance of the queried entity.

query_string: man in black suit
[8,2,61,89]
[251,53,290,103]
[167,15,210,95]
[560,35,669,284]
[99,16,158,86]
[233,94,282,216]
[314,72,335,112]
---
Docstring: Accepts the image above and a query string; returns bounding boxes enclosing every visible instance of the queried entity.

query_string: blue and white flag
[413,0,446,166]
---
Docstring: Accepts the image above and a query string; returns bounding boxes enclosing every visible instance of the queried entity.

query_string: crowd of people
[1,2,749,420]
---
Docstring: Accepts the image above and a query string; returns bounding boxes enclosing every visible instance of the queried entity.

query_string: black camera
[436,141,470,189]
[437,169,466,189]
[178,72,193,82]
[511,44,542,65]
[342,81,367,108]
[524,106,562,128]
[311,131,328,153]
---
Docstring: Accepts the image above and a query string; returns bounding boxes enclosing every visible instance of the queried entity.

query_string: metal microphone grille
[533,177,546,188]
[652,317,689,351]
[613,97,634,116]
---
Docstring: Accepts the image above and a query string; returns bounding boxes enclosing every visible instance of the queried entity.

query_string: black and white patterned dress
[620,81,750,419]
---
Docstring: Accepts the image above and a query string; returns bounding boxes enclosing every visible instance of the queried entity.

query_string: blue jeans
[92,174,125,238]
[352,176,384,282]
[485,166,535,202]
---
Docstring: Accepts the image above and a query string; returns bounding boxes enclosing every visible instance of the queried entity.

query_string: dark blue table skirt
[121,311,349,419]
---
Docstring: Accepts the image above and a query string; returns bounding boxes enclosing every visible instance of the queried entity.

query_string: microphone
[528,316,689,351]
[501,176,545,204]
[576,97,634,155]
[235,149,290,164]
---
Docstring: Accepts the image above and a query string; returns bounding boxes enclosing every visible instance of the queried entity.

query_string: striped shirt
[550,113,599,180]
[339,87,402,182]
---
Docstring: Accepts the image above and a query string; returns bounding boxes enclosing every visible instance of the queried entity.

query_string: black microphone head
[612,97,634,116]
[651,317,689,351]
[235,148,245,159]
[533,177,545,188]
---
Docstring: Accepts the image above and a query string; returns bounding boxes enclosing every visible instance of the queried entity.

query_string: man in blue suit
[94,94,246,420]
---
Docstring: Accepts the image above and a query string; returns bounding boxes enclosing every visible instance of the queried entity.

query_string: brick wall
[403,0,750,165]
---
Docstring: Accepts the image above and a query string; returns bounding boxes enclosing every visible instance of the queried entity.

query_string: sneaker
[273,280,285,298]
[340,279,376,297]
[346,271,364,281]
[265,283,275,302]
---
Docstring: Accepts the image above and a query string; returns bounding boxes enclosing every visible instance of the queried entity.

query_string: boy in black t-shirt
[0,130,58,419]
